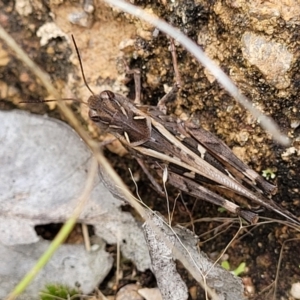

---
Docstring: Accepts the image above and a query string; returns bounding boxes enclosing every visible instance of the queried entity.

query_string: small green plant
[221,261,246,276]
[218,207,227,213]
[262,168,276,180]
[40,284,79,300]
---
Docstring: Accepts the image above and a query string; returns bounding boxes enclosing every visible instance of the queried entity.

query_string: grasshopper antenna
[71,34,95,96]
[20,36,92,106]
[20,98,88,105]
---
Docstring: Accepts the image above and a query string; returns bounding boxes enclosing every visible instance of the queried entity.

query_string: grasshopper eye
[100,90,115,100]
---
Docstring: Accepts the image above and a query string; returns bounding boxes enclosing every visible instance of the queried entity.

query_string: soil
[1,0,300,299]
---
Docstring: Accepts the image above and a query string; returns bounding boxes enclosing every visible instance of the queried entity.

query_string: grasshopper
[56,36,300,225]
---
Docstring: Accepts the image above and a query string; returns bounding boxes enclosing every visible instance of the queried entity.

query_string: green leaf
[233,262,246,276]
[221,260,230,270]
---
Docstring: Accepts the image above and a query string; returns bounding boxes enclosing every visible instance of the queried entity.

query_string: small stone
[19,72,30,83]
[15,0,32,16]
[242,32,293,89]
[291,282,300,299]
[116,284,143,300]
[36,22,67,46]
[281,147,297,161]
[84,0,94,14]
[119,39,135,53]
[236,131,249,146]
[68,11,93,28]
[243,277,255,297]
[291,119,300,129]
[138,287,163,300]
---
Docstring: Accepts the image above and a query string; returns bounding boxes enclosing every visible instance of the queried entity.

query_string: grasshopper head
[88,90,126,132]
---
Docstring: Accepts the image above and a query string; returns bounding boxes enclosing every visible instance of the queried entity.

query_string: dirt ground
[1,0,300,299]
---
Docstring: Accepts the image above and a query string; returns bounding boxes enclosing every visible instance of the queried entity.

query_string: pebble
[291,282,300,299]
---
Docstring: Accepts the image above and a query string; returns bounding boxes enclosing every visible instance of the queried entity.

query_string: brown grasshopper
[56,36,300,225]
